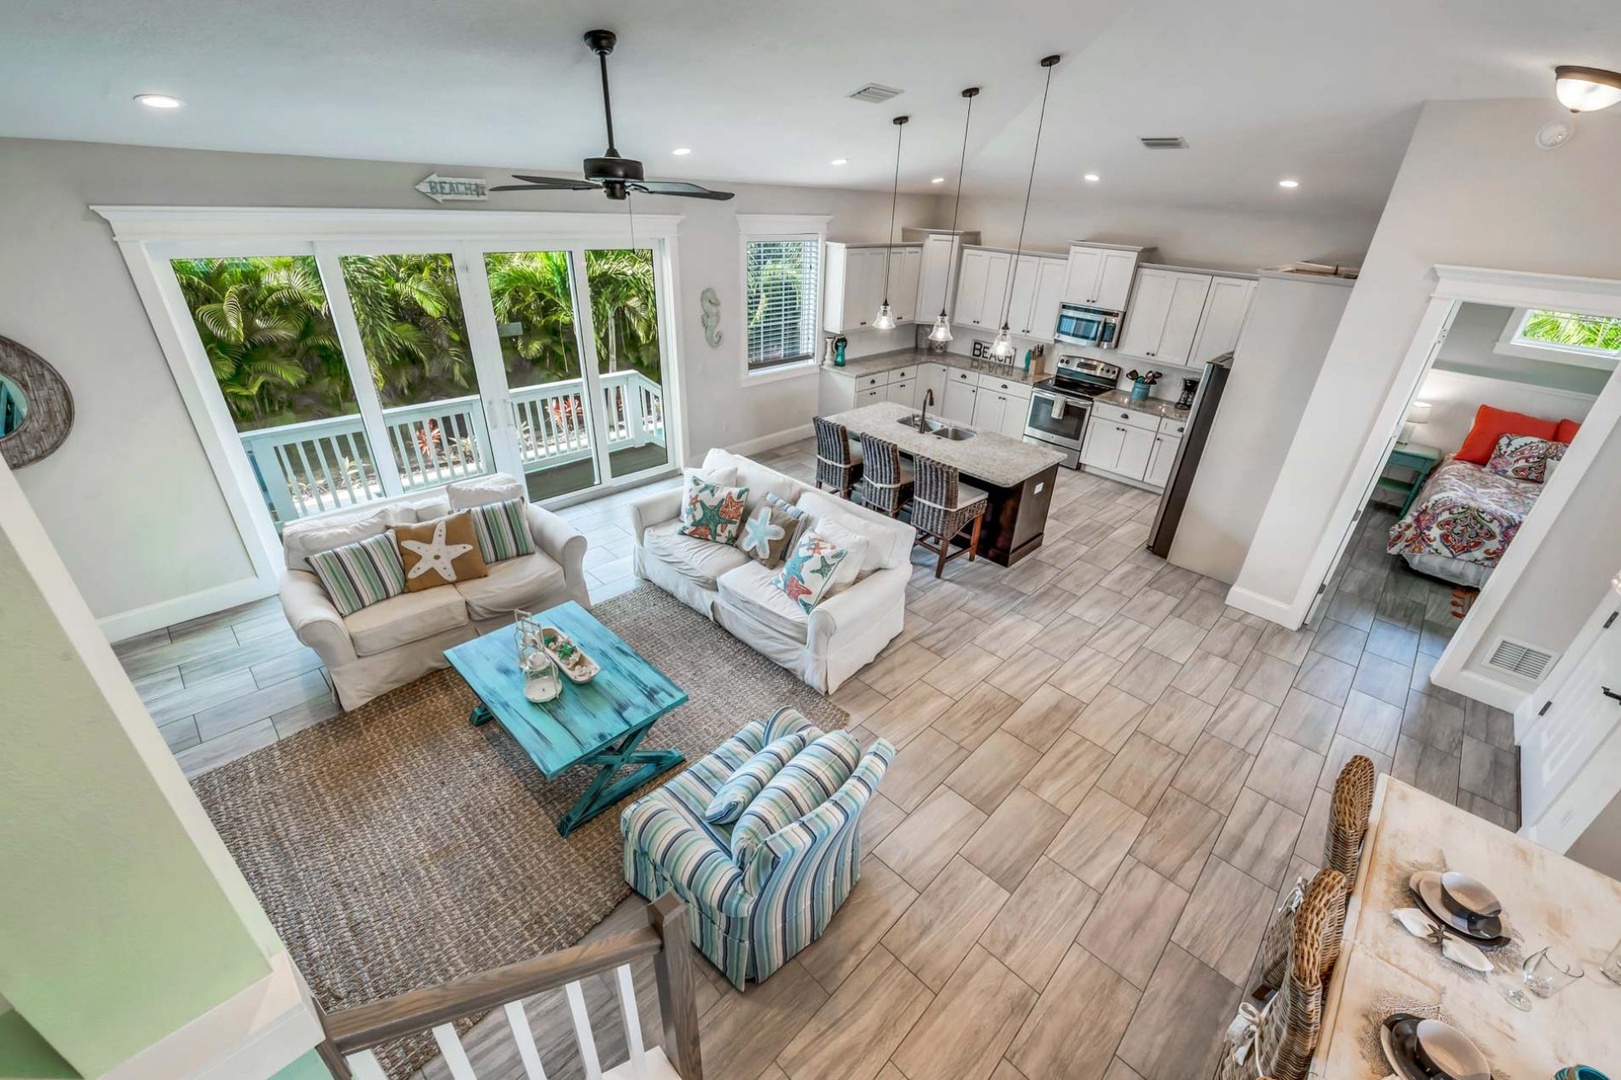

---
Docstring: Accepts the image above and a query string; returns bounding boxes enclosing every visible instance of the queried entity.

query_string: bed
[1385,455,1543,588]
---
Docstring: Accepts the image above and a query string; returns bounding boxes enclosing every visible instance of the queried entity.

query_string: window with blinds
[745,238,820,369]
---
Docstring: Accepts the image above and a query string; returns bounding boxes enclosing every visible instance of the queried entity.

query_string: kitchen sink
[897,413,942,434]
[934,426,976,441]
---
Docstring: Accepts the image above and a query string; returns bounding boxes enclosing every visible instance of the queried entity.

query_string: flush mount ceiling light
[672,147,691,155]
[830,158,848,166]
[991,54,1061,363]
[873,115,910,331]
[1555,65,1621,113]
[1084,173,1100,183]
[929,86,981,346]
[135,93,182,109]
[1278,178,1300,188]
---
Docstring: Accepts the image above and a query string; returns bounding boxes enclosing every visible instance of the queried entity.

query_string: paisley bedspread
[1386,457,1541,569]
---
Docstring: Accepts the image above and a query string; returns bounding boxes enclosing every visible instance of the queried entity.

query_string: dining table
[1312,775,1621,1079]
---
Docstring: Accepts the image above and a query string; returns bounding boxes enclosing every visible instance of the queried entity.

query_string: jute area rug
[193,585,846,1076]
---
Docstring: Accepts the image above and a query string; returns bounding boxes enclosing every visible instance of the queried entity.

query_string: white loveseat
[279,474,590,710]
[630,448,914,694]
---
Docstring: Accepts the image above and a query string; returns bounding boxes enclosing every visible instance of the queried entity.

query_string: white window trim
[737,214,830,385]
[1495,306,1621,371]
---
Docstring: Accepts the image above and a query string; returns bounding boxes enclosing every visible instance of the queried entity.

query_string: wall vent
[849,84,904,104]
[1140,136,1189,150]
[1484,636,1558,682]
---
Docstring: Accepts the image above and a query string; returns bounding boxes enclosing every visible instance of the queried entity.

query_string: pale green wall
[270,1049,335,1080]
[0,474,273,1076]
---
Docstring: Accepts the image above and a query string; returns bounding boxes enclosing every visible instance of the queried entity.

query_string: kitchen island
[822,400,1064,566]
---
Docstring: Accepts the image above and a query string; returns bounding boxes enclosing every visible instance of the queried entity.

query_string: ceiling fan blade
[491,175,603,192]
[628,180,736,201]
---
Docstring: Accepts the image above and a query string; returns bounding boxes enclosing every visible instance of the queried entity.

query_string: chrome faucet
[921,388,935,431]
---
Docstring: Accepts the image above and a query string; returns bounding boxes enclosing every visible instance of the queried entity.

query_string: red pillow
[1556,418,1582,444]
[1456,405,1560,465]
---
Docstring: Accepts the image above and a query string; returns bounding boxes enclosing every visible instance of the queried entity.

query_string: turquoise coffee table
[445,601,689,836]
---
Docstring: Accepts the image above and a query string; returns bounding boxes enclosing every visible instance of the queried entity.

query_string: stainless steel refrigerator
[1147,353,1234,558]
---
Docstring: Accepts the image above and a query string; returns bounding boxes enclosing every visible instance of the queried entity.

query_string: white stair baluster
[564,979,604,1080]
[613,964,647,1077]
[344,1050,390,1080]
[431,1022,480,1080]
[503,999,550,1080]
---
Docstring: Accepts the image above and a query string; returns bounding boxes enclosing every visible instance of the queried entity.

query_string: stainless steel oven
[1024,356,1122,468]
[1054,302,1123,349]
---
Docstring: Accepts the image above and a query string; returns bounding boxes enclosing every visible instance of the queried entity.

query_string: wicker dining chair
[853,433,914,518]
[911,455,989,578]
[1217,868,1348,1080]
[813,416,863,499]
[1324,754,1377,882]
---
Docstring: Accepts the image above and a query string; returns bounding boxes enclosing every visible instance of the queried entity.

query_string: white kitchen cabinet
[1080,417,1127,472]
[1144,433,1182,488]
[1188,276,1257,365]
[1003,255,1070,337]
[953,248,1013,329]
[1063,244,1143,309]
[1082,407,1170,488]
[941,379,977,425]
[1117,269,1212,365]
[1005,256,1041,336]
[970,390,1007,435]
[1116,426,1156,479]
[886,378,916,407]
[914,233,966,324]
[918,363,948,410]
[856,386,884,407]
[886,246,924,323]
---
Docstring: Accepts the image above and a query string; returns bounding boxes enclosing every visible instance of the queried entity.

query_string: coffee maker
[1176,377,1199,410]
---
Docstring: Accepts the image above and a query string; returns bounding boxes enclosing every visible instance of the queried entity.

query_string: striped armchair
[621,707,895,989]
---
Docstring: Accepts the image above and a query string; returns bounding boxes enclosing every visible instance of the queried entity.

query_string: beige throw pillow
[395,510,489,591]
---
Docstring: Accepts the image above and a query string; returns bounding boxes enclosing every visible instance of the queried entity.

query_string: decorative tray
[540,626,600,684]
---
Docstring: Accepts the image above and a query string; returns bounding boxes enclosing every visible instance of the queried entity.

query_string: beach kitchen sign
[415,174,489,203]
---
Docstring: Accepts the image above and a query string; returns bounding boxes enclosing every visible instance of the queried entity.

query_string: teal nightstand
[1377,442,1442,517]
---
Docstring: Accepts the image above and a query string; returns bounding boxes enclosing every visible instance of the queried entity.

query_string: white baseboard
[1428,665,1529,714]
[726,423,814,459]
[98,575,278,643]
[1223,585,1299,629]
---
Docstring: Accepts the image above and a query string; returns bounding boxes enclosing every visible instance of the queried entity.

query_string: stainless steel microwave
[1054,302,1122,349]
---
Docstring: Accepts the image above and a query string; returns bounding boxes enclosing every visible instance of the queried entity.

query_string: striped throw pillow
[307,530,407,616]
[469,498,535,563]
[730,730,861,867]
[703,731,811,825]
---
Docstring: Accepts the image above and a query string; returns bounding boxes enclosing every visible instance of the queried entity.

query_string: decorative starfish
[739,506,786,559]
[400,519,474,582]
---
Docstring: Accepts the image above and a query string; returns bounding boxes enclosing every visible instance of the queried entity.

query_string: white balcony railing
[240,370,665,525]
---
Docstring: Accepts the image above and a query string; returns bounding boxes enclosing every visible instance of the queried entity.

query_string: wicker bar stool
[853,433,914,517]
[911,455,989,578]
[1324,754,1376,882]
[813,416,863,499]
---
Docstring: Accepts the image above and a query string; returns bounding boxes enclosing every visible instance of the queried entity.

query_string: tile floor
[112,440,1520,1080]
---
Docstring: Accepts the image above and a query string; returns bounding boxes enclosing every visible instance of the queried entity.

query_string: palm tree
[484,251,581,382]
[585,249,660,377]
[337,253,474,406]
[1520,309,1621,352]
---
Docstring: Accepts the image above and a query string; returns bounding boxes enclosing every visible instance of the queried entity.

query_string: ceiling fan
[493,30,735,202]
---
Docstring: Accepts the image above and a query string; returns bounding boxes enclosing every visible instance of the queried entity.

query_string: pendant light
[873,115,909,331]
[929,87,980,345]
[990,54,1060,361]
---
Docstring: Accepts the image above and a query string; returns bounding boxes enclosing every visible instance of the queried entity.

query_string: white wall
[950,194,1376,274]
[1434,301,1611,396]
[1231,98,1621,682]
[1169,272,1353,584]
[0,137,932,625]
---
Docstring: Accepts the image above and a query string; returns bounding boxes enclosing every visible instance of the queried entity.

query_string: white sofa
[279,474,590,711]
[630,448,914,694]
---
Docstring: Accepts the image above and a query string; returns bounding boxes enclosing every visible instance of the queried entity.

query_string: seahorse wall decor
[700,287,723,348]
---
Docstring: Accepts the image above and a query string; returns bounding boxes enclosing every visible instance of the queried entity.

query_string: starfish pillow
[679,475,750,546]
[395,510,489,592]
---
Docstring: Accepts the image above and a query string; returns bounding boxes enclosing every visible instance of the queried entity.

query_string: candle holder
[515,610,562,703]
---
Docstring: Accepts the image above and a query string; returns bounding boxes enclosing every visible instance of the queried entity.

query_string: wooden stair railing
[313,892,703,1080]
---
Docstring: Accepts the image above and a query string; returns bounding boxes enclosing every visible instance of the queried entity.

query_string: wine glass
[1601,937,1621,985]
[1501,946,1583,1011]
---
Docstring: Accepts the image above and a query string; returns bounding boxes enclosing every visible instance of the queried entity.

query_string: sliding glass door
[164,234,677,528]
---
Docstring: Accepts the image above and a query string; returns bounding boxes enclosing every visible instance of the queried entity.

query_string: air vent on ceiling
[1140,136,1189,150]
[849,83,904,104]
[1484,636,1558,682]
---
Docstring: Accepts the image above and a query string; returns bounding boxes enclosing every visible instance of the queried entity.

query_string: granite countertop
[821,401,1064,487]
[1092,389,1190,421]
[821,348,1046,386]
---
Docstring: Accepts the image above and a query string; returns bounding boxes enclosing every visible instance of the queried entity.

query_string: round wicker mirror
[0,336,74,469]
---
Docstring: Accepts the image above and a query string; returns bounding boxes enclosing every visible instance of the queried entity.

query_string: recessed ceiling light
[1083,173,1100,183]
[672,147,691,156]
[1278,178,1300,188]
[831,158,848,166]
[135,93,183,109]
[931,176,946,184]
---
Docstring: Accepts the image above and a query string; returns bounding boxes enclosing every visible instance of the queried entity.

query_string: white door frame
[97,206,685,622]
[1274,264,1621,710]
